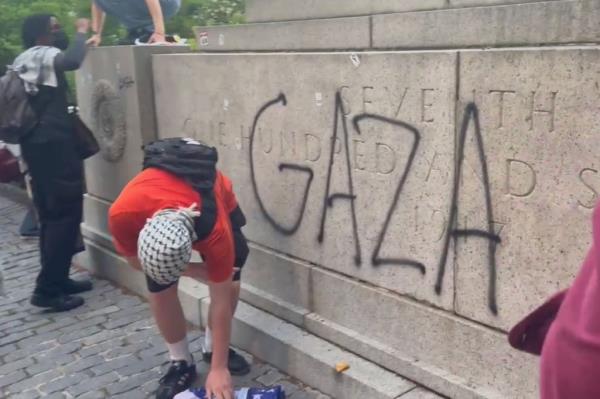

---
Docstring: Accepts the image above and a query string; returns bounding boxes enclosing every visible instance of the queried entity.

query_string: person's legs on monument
[90,0,181,45]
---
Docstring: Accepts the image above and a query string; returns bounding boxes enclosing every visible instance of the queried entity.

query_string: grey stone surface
[245,0,447,22]
[240,244,312,326]
[399,388,445,398]
[240,283,308,327]
[76,237,148,297]
[178,276,209,326]
[75,46,189,202]
[0,195,326,399]
[450,0,558,6]
[82,194,112,241]
[153,51,549,396]
[245,0,562,23]
[305,268,536,398]
[373,0,600,49]
[153,52,457,311]
[194,17,370,51]
[456,48,600,330]
[212,298,417,399]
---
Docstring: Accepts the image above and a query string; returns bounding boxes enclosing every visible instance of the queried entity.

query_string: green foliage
[168,0,245,42]
[0,0,245,72]
[0,0,80,72]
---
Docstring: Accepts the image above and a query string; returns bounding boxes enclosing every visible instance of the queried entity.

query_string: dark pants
[21,138,84,296]
[94,0,181,31]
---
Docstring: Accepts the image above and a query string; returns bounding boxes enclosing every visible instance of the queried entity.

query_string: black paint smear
[328,194,356,205]
[452,229,501,243]
[436,103,501,314]
[249,93,314,235]
[318,92,362,266]
[353,113,425,275]
[249,93,500,313]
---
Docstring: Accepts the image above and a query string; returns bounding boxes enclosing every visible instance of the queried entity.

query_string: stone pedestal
[76,45,189,203]
[245,0,563,23]
[198,1,600,52]
[194,17,370,51]
[153,52,458,311]
[150,44,600,397]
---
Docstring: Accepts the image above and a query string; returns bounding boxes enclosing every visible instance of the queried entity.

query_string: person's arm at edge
[87,2,105,46]
[54,33,87,72]
[144,0,167,43]
[54,19,89,72]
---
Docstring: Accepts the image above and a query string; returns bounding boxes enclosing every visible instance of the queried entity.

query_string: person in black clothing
[17,15,92,311]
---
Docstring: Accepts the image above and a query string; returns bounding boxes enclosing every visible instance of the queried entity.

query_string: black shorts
[146,228,249,293]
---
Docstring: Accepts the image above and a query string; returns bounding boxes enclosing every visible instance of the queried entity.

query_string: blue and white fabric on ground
[174,386,285,399]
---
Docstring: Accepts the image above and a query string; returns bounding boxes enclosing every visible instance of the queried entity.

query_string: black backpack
[0,70,38,144]
[143,137,219,240]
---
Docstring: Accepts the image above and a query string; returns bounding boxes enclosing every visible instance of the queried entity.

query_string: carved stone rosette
[90,80,127,162]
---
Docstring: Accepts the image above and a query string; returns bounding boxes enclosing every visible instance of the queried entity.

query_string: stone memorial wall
[77,1,600,398]
[244,0,558,22]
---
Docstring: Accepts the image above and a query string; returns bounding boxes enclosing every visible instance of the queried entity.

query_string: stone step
[194,17,370,51]
[198,295,426,399]
[197,1,600,51]
[245,0,554,23]
[373,0,600,49]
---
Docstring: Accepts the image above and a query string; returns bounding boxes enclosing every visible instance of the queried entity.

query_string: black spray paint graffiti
[436,104,501,314]
[318,92,362,266]
[248,93,314,235]
[249,91,501,314]
[353,113,425,274]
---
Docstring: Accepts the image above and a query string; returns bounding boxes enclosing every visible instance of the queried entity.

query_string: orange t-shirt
[108,168,238,283]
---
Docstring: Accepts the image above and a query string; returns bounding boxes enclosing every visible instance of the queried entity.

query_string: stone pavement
[0,194,329,399]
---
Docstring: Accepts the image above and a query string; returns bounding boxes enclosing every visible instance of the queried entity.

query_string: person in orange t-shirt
[108,138,249,399]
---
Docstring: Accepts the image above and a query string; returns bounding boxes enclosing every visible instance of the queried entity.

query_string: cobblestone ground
[0,195,328,399]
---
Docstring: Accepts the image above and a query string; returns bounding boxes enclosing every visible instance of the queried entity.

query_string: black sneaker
[30,293,84,312]
[156,360,197,399]
[60,279,93,295]
[202,348,250,376]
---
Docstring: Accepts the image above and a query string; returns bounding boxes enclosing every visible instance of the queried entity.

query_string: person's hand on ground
[148,31,168,44]
[205,368,233,399]
[76,18,90,34]
[86,33,101,47]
